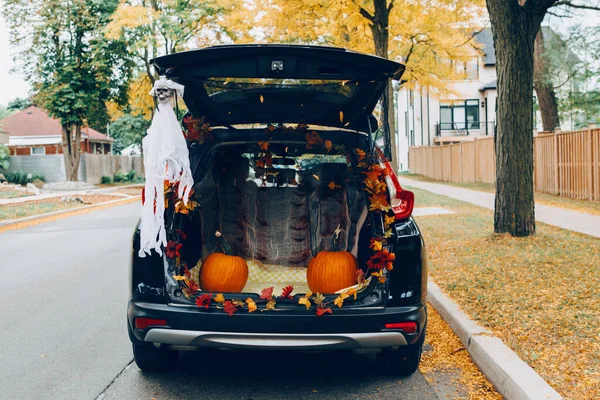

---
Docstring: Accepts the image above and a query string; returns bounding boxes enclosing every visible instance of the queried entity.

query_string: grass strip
[410,186,600,400]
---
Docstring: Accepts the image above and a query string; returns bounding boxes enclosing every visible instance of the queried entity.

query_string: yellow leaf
[313,293,325,305]
[246,298,257,313]
[260,95,264,103]
[334,296,344,308]
[385,215,395,226]
[313,174,319,181]
[172,275,186,281]
[298,297,312,310]
[214,293,225,303]
[339,111,344,123]
[384,228,393,239]
[265,299,276,310]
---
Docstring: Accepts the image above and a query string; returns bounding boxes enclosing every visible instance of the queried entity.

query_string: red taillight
[392,190,414,221]
[134,318,167,330]
[384,322,417,333]
[379,157,414,221]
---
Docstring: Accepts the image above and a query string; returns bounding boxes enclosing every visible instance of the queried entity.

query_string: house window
[31,147,46,155]
[451,58,479,80]
[440,100,480,130]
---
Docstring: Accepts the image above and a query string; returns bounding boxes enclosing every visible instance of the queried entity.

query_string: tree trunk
[61,124,81,181]
[487,0,544,237]
[370,0,398,171]
[534,29,561,131]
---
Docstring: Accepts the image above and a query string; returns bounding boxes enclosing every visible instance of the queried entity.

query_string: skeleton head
[155,88,173,104]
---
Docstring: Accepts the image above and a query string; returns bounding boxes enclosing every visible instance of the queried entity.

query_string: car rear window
[203,77,359,102]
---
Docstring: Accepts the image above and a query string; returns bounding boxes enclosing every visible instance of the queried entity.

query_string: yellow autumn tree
[105,0,241,119]
[254,0,486,165]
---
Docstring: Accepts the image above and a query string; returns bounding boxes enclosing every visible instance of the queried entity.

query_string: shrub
[101,176,113,184]
[4,171,45,185]
[126,170,136,182]
[113,170,128,183]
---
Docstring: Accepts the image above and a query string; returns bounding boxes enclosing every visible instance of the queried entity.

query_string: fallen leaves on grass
[412,187,600,400]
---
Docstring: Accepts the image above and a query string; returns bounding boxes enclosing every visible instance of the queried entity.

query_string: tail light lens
[134,317,167,330]
[381,159,414,221]
[384,322,417,333]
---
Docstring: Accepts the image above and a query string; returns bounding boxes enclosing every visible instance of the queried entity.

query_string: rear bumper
[128,300,426,350]
[144,329,407,350]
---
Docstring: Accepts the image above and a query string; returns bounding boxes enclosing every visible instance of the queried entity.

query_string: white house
[396,28,498,171]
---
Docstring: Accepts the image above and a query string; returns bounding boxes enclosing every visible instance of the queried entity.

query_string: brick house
[0,106,113,156]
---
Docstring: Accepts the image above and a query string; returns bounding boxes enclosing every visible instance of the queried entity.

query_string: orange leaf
[214,293,225,303]
[246,298,257,313]
[298,296,312,310]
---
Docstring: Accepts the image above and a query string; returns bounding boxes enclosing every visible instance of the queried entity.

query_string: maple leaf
[313,293,325,306]
[258,141,269,151]
[223,300,238,316]
[175,198,199,215]
[260,286,274,300]
[298,296,312,310]
[196,293,212,309]
[345,287,358,300]
[384,215,395,227]
[246,298,257,313]
[367,249,396,271]
[363,177,386,195]
[356,269,365,285]
[182,279,199,298]
[231,299,245,307]
[214,293,226,303]
[369,238,383,251]
[265,299,276,310]
[371,270,386,284]
[280,285,294,299]
[334,296,345,308]
[316,307,332,316]
[368,193,391,213]
[165,241,182,259]
[383,229,393,239]
[172,275,186,281]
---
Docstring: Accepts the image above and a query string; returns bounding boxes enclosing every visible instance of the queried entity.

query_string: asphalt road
[0,203,466,400]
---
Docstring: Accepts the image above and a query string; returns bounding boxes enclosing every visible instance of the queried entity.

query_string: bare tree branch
[552,0,600,10]
[454,22,490,48]
[358,6,375,23]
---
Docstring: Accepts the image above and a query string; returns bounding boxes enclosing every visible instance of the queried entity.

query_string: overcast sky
[0,3,30,108]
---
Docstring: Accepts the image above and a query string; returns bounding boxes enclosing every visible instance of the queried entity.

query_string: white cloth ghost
[139,77,193,257]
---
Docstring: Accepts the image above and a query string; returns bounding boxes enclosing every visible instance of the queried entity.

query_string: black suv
[128,44,427,376]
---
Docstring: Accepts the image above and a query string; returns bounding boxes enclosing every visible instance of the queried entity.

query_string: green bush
[4,171,45,185]
[126,170,136,182]
[101,176,113,184]
[113,170,128,183]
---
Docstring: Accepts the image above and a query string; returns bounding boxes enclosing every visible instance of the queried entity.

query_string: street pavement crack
[95,359,134,400]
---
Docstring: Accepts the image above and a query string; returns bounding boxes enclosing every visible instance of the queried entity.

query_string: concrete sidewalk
[0,184,142,206]
[401,177,600,239]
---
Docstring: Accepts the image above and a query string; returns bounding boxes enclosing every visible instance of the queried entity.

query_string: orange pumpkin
[307,227,358,294]
[200,232,248,292]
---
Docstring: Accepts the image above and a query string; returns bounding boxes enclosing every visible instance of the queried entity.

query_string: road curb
[427,280,563,400]
[0,196,140,233]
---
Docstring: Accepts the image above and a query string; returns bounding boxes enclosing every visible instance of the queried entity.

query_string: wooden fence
[408,127,600,201]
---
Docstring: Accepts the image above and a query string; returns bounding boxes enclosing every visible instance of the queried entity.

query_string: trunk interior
[176,140,376,296]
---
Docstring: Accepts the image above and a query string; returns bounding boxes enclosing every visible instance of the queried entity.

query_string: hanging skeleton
[139,76,193,257]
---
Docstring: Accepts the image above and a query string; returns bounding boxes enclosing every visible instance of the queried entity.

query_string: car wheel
[132,343,178,372]
[377,330,425,377]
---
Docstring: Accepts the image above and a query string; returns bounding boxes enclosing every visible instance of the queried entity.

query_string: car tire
[132,343,178,372]
[377,329,426,377]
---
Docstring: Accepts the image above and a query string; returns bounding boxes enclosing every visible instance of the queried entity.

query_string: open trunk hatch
[151,44,405,132]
